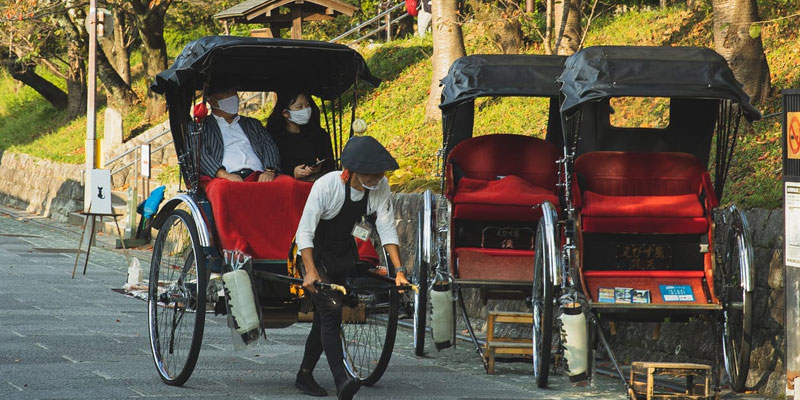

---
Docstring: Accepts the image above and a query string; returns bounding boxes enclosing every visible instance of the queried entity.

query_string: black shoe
[295,370,327,397]
[335,377,360,400]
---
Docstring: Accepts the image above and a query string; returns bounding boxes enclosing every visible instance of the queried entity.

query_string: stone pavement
[0,205,773,399]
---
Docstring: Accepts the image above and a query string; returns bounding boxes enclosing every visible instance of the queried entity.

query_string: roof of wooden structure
[214,0,358,27]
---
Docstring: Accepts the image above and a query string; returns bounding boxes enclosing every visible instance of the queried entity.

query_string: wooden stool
[630,361,711,400]
[484,311,533,374]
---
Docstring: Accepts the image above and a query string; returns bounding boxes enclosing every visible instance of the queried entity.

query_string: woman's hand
[257,170,276,182]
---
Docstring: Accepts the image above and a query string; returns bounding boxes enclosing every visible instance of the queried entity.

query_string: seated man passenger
[267,91,334,182]
[199,87,281,182]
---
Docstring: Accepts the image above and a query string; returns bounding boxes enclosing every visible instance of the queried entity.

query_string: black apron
[312,177,369,283]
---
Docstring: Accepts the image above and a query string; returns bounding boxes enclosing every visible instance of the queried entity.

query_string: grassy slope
[0,6,795,207]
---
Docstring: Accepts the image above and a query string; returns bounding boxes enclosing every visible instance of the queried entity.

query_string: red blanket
[202,174,379,264]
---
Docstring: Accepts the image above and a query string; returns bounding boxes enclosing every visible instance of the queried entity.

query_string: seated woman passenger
[267,91,334,182]
[199,87,281,182]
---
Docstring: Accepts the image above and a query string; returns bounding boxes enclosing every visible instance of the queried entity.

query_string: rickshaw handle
[364,271,419,293]
[256,271,348,295]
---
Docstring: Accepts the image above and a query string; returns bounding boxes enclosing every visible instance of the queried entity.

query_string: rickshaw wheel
[532,202,559,388]
[717,206,754,392]
[147,209,206,386]
[341,232,399,386]
[413,211,429,356]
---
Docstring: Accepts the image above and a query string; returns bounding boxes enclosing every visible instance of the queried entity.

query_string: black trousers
[300,291,348,384]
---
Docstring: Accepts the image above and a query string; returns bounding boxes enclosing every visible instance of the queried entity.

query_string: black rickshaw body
[412,54,566,360]
[432,54,566,291]
[543,45,761,392]
[145,36,403,387]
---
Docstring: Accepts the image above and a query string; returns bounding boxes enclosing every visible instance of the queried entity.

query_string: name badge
[352,219,372,241]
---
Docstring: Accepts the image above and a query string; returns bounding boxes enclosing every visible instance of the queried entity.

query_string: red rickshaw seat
[446,135,560,222]
[575,152,711,234]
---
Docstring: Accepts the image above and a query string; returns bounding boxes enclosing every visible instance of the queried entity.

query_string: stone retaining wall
[0,151,84,221]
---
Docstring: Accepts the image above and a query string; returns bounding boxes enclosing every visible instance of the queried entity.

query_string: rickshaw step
[484,311,533,375]
[629,361,712,400]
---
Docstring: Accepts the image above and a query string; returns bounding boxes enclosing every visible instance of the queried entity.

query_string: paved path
[0,206,764,399]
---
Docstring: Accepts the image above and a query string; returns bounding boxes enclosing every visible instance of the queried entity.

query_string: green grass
[0,5,795,208]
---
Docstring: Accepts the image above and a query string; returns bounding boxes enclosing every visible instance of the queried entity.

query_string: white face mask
[214,94,239,115]
[357,175,381,191]
[287,107,312,126]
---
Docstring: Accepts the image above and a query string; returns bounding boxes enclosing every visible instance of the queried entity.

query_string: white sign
[786,182,800,268]
[89,169,112,215]
[140,144,150,178]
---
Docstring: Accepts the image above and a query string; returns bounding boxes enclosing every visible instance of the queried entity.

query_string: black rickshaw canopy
[439,54,566,156]
[439,54,567,111]
[151,36,379,100]
[557,46,760,121]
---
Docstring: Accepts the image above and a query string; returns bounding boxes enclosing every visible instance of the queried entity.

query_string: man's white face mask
[287,107,312,126]
[357,174,381,191]
[214,94,239,115]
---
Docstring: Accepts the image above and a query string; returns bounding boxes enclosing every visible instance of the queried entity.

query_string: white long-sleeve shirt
[214,114,264,172]
[295,171,399,251]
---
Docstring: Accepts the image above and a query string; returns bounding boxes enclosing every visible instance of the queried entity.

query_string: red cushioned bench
[445,135,560,283]
[446,134,560,222]
[574,152,718,234]
[573,152,719,304]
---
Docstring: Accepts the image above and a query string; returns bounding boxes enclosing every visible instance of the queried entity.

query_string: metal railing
[330,2,410,44]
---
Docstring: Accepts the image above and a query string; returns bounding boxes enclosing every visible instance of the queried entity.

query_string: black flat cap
[341,136,399,173]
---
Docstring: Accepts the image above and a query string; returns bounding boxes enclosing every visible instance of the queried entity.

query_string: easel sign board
[89,169,112,214]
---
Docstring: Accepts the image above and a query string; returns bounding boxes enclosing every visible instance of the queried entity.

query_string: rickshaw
[412,54,566,360]
[147,36,408,387]
[529,46,760,392]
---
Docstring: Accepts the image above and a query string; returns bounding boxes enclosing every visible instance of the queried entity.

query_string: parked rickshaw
[147,36,408,387]
[412,54,566,359]
[529,46,760,392]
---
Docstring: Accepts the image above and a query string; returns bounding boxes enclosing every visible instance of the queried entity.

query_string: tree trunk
[0,50,68,110]
[425,0,466,121]
[66,41,87,119]
[544,0,553,54]
[554,0,581,55]
[96,47,139,111]
[60,3,88,120]
[526,0,534,13]
[99,7,131,85]
[712,0,770,104]
[131,0,171,120]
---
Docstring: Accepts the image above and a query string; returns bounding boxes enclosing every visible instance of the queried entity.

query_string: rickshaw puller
[295,136,409,400]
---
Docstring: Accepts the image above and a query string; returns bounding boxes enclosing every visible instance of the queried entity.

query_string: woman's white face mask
[287,107,312,125]
[214,94,239,115]
[357,174,381,191]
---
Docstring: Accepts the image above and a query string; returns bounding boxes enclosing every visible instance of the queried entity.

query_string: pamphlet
[614,287,633,303]
[659,285,695,302]
[598,288,615,303]
[632,289,651,304]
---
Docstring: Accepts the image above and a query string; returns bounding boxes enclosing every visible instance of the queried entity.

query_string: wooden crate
[484,311,533,374]
[630,361,711,400]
